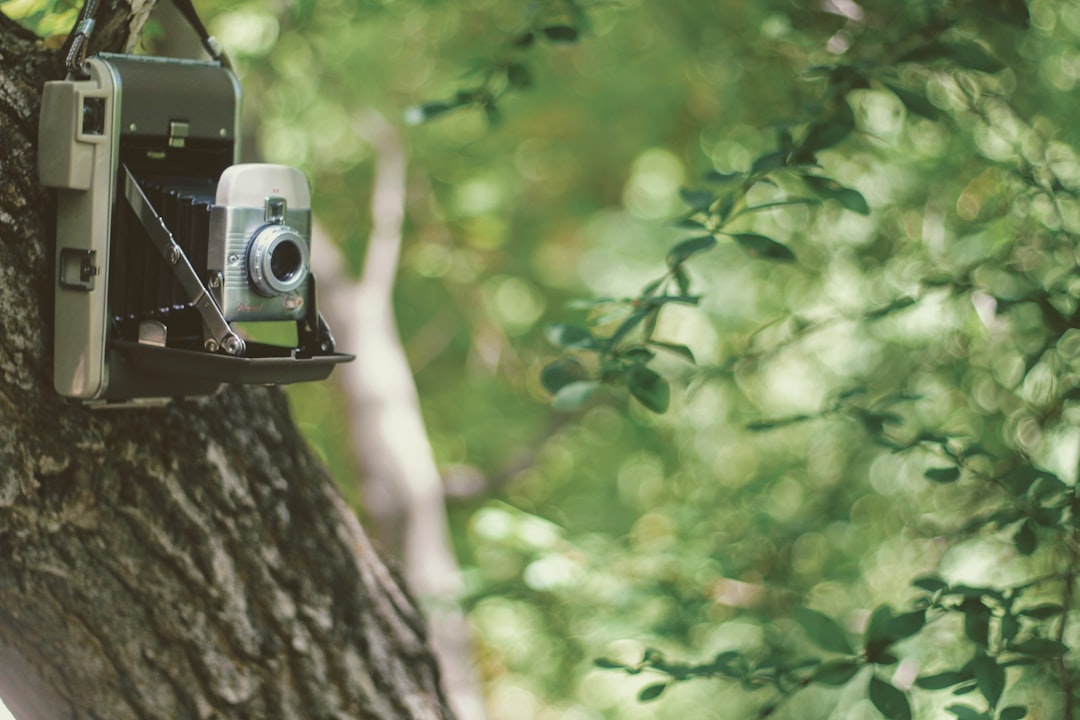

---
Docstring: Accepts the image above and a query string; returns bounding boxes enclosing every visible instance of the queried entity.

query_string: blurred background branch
[311,110,486,720]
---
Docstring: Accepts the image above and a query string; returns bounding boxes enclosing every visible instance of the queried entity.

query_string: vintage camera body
[38,54,351,407]
[210,165,312,321]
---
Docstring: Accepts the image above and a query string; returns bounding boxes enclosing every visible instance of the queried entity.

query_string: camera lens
[270,241,302,283]
[247,225,310,297]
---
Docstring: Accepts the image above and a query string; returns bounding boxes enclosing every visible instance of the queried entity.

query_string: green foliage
[794,606,854,655]
[404,0,595,125]
[1,0,76,40]
[504,0,1079,718]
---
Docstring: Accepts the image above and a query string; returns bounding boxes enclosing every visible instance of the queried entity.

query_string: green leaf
[626,364,670,413]
[1030,472,1068,501]
[648,341,695,364]
[999,466,1040,495]
[825,187,869,215]
[706,170,741,183]
[1018,604,1065,620]
[732,233,796,262]
[999,706,1028,720]
[674,216,707,230]
[1000,613,1020,645]
[795,607,854,654]
[551,381,599,411]
[567,297,615,310]
[541,25,579,43]
[638,682,668,702]
[798,103,856,158]
[989,508,1024,527]
[945,706,986,720]
[1030,504,1064,528]
[913,576,948,592]
[883,83,939,120]
[801,175,870,215]
[950,585,1003,601]
[413,101,454,122]
[746,414,812,432]
[482,101,501,126]
[738,197,822,216]
[864,605,895,660]
[546,323,596,350]
[1013,520,1037,556]
[801,121,852,156]
[506,62,533,89]
[619,347,655,363]
[898,41,1006,73]
[961,599,991,647]
[593,657,627,670]
[454,89,483,104]
[948,41,1008,73]
[667,235,717,267]
[865,296,918,319]
[893,610,926,640]
[607,309,651,348]
[869,675,911,720]
[702,650,741,676]
[643,294,701,308]
[813,659,861,686]
[750,150,787,175]
[925,467,961,484]
[642,647,662,663]
[915,670,970,690]
[1008,638,1069,657]
[856,410,902,435]
[679,188,715,211]
[971,653,1005,708]
[641,278,664,297]
[540,358,588,394]
[716,193,736,222]
[988,0,1029,27]
[673,266,691,296]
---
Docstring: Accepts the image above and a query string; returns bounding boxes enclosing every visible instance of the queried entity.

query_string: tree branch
[311,110,486,720]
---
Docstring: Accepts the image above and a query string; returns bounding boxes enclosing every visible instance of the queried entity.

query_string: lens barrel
[247,224,310,297]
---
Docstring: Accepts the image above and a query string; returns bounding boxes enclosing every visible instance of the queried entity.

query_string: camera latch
[58,248,98,292]
[168,120,189,148]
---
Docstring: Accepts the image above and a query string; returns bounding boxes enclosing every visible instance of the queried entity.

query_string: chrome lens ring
[247,224,310,297]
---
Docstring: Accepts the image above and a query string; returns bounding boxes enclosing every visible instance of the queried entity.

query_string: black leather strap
[65,0,230,76]
[64,0,100,75]
[169,0,231,68]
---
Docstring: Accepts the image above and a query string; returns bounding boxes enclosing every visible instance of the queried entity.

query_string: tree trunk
[0,4,454,719]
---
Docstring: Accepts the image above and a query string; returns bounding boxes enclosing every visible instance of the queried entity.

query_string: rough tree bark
[0,3,455,719]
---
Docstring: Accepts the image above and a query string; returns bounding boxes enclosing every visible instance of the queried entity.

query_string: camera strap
[63,0,99,75]
[169,0,230,67]
[65,0,230,77]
